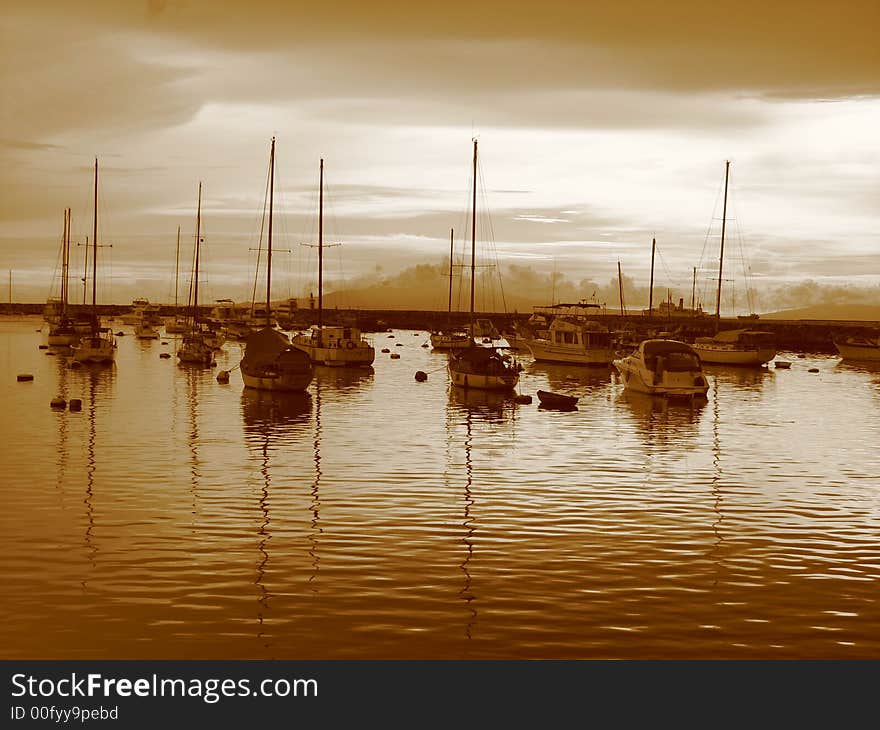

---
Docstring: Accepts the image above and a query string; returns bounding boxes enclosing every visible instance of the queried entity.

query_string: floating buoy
[388,334,395,338]
[412,333,419,336]
[17,373,34,382]
[808,368,819,373]
[68,399,82,411]
[414,370,427,382]
[774,360,791,369]
[513,394,532,404]
[797,354,806,358]
[216,370,230,383]
[161,341,168,345]
[395,343,403,347]
[390,353,401,359]
[421,343,429,348]
[381,348,390,353]
[116,331,125,336]
[38,344,48,350]
[159,352,171,359]
[50,396,66,409]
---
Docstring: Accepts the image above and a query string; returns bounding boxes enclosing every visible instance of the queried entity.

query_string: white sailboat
[47,207,80,347]
[72,159,116,364]
[177,182,214,366]
[692,161,777,367]
[240,138,314,392]
[431,227,472,350]
[448,139,519,391]
[290,159,375,367]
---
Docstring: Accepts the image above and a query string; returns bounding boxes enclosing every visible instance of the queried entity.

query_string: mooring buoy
[808,368,819,373]
[381,348,390,353]
[216,370,230,383]
[414,371,427,382]
[390,353,401,359]
[17,373,34,382]
[514,394,532,404]
[421,343,429,348]
[69,399,82,411]
[159,352,171,359]
[38,344,48,350]
[50,397,66,409]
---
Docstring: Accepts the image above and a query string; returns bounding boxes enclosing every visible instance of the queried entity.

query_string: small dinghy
[536,390,579,410]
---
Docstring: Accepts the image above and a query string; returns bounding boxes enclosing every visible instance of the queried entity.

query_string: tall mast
[61,208,69,315]
[469,139,477,333]
[92,159,98,319]
[447,227,454,320]
[714,160,730,327]
[194,181,202,329]
[318,158,323,332]
[267,137,275,323]
[691,266,697,312]
[174,225,180,309]
[648,237,655,316]
[82,236,89,305]
[617,260,625,316]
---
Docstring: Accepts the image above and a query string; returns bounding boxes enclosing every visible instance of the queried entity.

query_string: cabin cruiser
[524,317,616,365]
[291,324,375,367]
[613,339,709,397]
[692,328,776,366]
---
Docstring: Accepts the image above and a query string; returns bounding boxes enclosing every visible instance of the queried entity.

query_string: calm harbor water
[1,315,879,659]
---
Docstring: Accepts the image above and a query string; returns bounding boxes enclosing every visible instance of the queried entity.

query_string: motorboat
[613,339,709,397]
[524,317,616,365]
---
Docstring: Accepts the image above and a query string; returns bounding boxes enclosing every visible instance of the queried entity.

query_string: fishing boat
[448,139,519,391]
[290,159,374,367]
[613,339,709,397]
[431,227,473,350]
[524,317,616,365]
[177,182,214,366]
[164,226,189,334]
[47,208,80,347]
[239,138,313,392]
[72,159,116,364]
[536,390,579,410]
[692,161,776,366]
[834,335,880,362]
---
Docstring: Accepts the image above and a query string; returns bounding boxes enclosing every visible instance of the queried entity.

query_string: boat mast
[61,208,69,316]
[91,159,98,328]
[174,225,180,309]
[447,227,454,324]
[617,260,626,316]
[469,139,477,335]
[691,266,697,312]
[193,182,202,332]
[267,137,275,325]
[318,158,323,333]
[714,160,730,328]
[648,237,655,316]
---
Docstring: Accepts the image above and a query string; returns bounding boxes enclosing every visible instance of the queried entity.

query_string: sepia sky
[2,1,879,311]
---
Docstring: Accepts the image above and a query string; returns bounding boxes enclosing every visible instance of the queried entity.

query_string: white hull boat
[614,339,708,397]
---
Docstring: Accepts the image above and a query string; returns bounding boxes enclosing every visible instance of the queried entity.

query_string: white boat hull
[448,367,518,391]
[692,344,776,366]
[241,372,312,391]
[72,338,116,363]
[614,358,708,397]
[835,341,880,361]
[525,339,616,365]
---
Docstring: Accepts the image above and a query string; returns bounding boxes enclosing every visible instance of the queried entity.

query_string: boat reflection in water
[616,389,706,449]
[447,385,515,422]
[525,361,613,395]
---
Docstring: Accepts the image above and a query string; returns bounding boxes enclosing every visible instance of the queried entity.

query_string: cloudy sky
[2,0,878,312]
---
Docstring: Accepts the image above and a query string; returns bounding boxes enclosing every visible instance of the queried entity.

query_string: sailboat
[290,159,375,367]
[165,226,189,334]
[72,159,116,364]
[834,334,880,361]
[177,182,214,366]
[692,161,777,367]
[430,227,472,350]
[239,138,314,392]
[447,140,519,391]
[47,208,80,347]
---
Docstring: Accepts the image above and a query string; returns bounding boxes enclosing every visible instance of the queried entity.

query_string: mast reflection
[460,407,476,640]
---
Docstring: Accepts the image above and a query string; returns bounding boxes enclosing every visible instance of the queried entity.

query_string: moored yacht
[692,329,777,366]
[834,335,880,362]
[524,317,616,365]
[614,339,709,397]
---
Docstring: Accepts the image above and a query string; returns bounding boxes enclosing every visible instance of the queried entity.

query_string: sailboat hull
[448,369,518,390]
[241,372,313,391]
[692,344,776,366]
[835,340,880,361]
[72,336,116,363]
